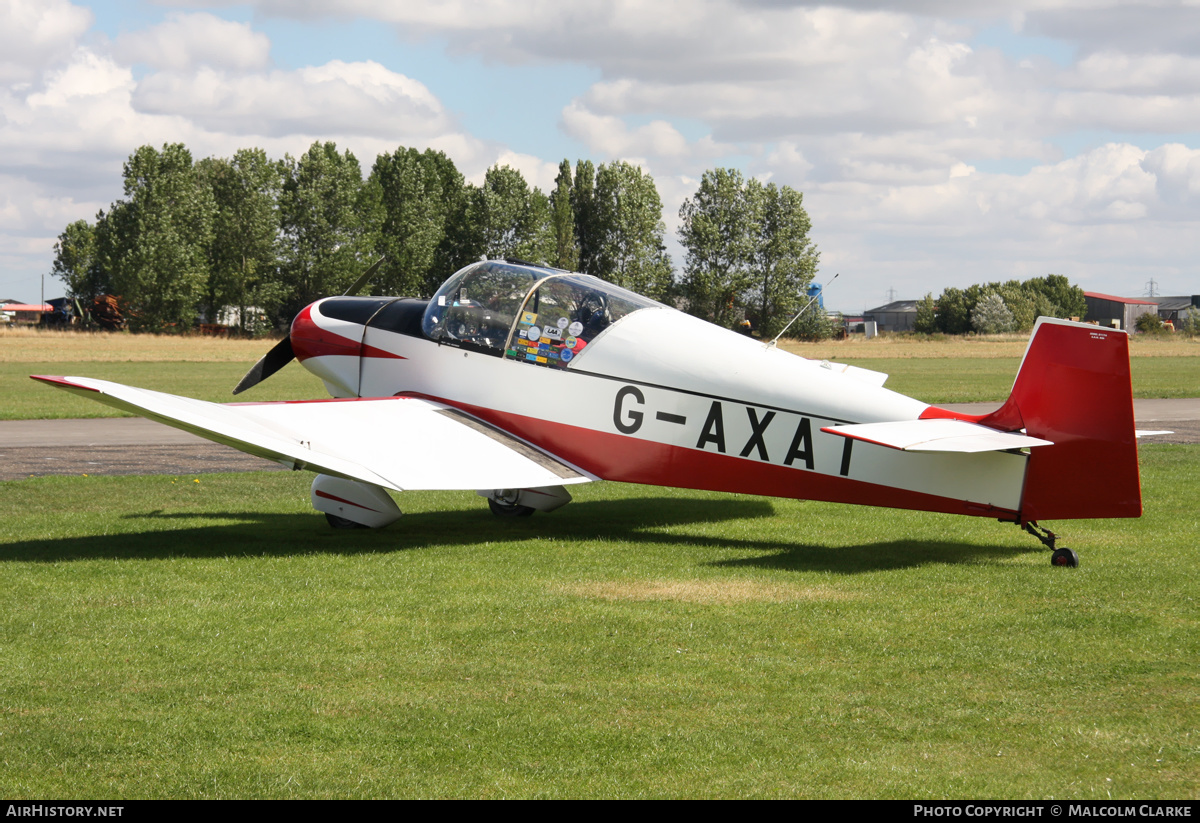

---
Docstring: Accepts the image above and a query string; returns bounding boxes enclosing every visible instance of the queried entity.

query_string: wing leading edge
[31,376,593,491]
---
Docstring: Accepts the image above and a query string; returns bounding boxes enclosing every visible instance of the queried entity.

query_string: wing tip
[30,375,96,391]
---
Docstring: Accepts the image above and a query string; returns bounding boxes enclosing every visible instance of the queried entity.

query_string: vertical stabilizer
[978,318,1141,521]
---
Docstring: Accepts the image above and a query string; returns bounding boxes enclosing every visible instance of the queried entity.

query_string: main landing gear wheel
[488,497,536,517]
[326,512,369,529]
[1050,547,1080,568]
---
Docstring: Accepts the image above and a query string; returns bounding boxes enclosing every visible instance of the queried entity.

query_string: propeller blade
[233,258,384,395]
[343,256,387,297]
[232,336,295,395]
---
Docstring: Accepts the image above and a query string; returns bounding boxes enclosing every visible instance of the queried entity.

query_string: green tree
[747,180,819,338]
[935,286,971,334]
[678,168,757,328]
[198,148,282,333]
[467,165,552,262]
[789,306,839,341]
[1135,311,1167,335]
[90,205,130,302]
[370,147,467,297]
[424,152,474,291]
[50,219,98,301]
[571,159,601,275]
[1024,274,1087,320]
[110,143,215,331]
[914,293,937,334]
[928,273,1089,335]
[592,160,673,300]
[971,292,1015,334]
[996,280,1036,332]
[548,160,579,271]
[278,142,380,318]
[679,169,820,333]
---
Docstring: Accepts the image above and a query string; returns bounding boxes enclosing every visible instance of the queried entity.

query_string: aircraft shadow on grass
[2,495,1035,571]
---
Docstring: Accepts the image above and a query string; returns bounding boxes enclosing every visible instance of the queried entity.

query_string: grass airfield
[1,328,1197,798]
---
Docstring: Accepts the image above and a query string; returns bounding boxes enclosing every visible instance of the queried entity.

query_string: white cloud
[1022,3,1200,57]
[112,12,271,72]
[1,48,142,184]
[1142,143,1200,205]
[0,0,92,83]
[132,60,452,139]
[1065,51,1200,94]
[26,48,131,108]
[561,101,691,159]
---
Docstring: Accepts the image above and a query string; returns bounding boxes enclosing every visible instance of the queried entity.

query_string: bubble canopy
[422,260,663,366]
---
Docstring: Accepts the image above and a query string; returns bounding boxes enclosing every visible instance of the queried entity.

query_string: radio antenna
[767,272,839,348]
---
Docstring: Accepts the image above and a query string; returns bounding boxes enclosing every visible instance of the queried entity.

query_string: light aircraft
[33,259,1143,566]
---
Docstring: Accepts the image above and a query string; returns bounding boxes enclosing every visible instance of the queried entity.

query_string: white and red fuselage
[288,260,1137,524]
[34,262,1141,533]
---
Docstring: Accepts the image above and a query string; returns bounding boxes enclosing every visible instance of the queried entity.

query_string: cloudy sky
[2,0,1198,311]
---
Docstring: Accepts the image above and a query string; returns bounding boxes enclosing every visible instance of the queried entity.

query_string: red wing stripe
[314,489,380,512]
[30,375,99,392]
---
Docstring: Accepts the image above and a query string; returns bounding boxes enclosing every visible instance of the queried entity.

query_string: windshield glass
[422,261,541,352]
[422,261,663,365]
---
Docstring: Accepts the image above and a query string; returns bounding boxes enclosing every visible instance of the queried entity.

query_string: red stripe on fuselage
[407,393,1018,519]
[290,304,405,363]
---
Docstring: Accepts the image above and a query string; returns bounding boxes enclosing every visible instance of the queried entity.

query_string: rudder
[978,317,1141,521]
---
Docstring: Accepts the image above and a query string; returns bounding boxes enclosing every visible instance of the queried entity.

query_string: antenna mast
[768,273,839,347]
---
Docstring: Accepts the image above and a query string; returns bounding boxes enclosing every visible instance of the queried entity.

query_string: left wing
[32,376,593,491]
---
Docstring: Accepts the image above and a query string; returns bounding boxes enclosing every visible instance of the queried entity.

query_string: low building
[1083,292,1157,331]
[0,300,52,324]
[1152,295,1200,326]
[864,300,919,332]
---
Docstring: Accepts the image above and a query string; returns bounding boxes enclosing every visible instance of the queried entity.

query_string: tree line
[50,143,822,337]
[913,276,1088,335]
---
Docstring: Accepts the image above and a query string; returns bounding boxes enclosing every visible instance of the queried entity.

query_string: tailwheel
[1019,520,1080,567]
[1050,547,1080,568]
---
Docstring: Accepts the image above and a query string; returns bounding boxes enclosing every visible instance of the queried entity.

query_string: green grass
[1,446,1196,798]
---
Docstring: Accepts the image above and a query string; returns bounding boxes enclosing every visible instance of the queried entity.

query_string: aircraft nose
[290,300,363,363]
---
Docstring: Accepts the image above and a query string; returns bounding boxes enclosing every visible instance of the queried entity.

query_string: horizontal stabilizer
[31,375,592,491]
[817,360,889,388]
[821,418,1053,453]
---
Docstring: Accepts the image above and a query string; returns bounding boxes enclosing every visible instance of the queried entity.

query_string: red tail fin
[979,318,1141,521]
